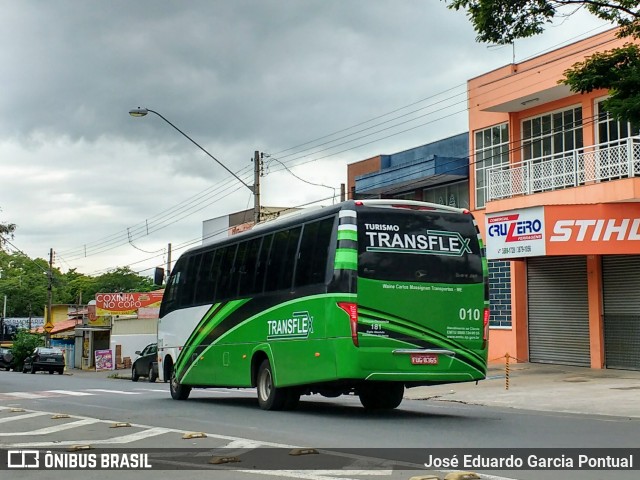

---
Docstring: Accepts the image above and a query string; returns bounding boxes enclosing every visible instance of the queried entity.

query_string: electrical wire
[53,24,618,274]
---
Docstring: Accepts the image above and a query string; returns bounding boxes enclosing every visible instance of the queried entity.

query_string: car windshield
[37,348,63,355]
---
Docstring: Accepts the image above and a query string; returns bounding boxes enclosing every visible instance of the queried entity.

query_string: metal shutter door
[602,255,640,371]
[527,256,590,366]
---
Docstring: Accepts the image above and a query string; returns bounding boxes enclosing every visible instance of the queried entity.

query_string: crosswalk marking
[0,418,101,436]
[0,388,159,402]
[0,411,49,423]
[45,390,96,396]
[2,392,52,399]
[84,389,142,395]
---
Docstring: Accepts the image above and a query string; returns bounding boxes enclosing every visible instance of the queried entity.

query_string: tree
[447,0,640,121]
[0,207,16,252]
[10,329,44,372]
[92,267,156,294]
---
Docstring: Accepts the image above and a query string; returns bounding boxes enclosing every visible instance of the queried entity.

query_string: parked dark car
[0,347,15,371]
[22,347,65,374]
[132,343,158,382]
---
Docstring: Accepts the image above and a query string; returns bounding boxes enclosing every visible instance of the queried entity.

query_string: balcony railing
[487,136,640,201]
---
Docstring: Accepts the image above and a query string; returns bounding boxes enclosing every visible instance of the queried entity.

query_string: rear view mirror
[154,267,165,286]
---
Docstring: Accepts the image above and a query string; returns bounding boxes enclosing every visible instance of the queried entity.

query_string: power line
[54,26,619,272]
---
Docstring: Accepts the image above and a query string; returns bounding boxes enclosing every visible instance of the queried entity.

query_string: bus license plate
[411,353,438,365]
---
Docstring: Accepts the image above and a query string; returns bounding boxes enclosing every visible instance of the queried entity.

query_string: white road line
[2,392,49,399]
[0,412,49,424]
[45,390,95,396]
[0,418,100,436]
[7,426,173,447]
[132,388,166,392]
[84,389,142,395]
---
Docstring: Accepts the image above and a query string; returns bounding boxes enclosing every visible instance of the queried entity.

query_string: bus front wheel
[358,382,404,410]
[256,360,289,410]
[170,371,191,400]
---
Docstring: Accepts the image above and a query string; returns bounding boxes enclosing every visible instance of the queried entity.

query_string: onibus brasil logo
[364,228,471,257]
[267,311,314,340]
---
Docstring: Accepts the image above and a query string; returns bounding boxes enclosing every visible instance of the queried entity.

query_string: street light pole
[129,108,260,221]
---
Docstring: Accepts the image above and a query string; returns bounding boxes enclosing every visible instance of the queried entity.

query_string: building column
[511,259,529,363]
[587,254,605,368]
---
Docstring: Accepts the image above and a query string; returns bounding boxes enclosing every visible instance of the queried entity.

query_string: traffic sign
[43,322,54,334]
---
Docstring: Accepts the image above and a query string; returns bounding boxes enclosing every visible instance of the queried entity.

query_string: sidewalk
[70,363,640,418]
[404,362,640,418]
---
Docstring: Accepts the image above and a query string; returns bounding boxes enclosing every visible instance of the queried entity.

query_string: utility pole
[167,243,172,279]
[253,150,262,225]
[1,295,6,343]
[46,248,54,347]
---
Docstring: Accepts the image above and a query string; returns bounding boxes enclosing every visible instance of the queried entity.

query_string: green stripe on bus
[176,299,249,375]
[337,230,357,241]
[334,260,358,270]
[334,248,357,270]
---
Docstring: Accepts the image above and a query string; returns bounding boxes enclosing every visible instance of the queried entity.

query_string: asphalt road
[0,371,637,480]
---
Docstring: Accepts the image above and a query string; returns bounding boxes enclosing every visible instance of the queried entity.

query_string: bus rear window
[357,209,482,284]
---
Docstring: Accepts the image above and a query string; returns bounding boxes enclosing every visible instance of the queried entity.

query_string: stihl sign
[550,219,640,242]
[485,204,640,258]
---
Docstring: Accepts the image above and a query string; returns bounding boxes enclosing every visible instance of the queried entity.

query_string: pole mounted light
[128,107,255,194]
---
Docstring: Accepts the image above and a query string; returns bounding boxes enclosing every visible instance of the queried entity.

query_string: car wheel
[49,370,54,374]
[256,359,288,410]
[58,368,64,375]
[131,366,139,382]
[148,365,157,383]
[170,370,191,400]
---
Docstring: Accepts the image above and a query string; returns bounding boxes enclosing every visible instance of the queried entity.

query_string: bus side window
[194,249,216,304]
[159,257,187,317]
[178,254,201,309]
[282,227,302,290]
[231,241,249,298]
[216,245,238,301]
[295,217,334,287]
[238,237,261,297]
[266,227,301,292]
[253,234,272,295]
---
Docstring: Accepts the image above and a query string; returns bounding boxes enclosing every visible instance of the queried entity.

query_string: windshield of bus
[357,207,483,284]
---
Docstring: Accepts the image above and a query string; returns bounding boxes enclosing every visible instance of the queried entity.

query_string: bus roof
[182,199,470,258]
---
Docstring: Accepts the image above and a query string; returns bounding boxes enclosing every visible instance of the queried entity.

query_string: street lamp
[129,107,260,223]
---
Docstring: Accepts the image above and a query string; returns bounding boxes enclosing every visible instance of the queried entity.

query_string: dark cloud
[0,1,610,273]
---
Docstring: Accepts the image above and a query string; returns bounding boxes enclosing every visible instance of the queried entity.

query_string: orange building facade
[470,28,640,370]
[348,28,640,371]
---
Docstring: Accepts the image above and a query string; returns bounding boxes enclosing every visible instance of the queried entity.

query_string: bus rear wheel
[256,359,290,410]
[170,370,191,400]
[358,382,404,410]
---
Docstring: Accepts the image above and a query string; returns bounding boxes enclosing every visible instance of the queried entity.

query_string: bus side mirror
[154,267,165,286]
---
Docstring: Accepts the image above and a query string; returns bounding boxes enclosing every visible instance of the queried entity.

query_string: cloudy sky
[0,1,611,277]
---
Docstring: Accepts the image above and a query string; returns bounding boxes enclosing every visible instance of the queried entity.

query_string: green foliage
[447,0,554,44]
[0,251,158,317]
[92,267,156,294]
[562,43,640,123]
[0,251,49,316]
[10,330,44,371]
[0,207,17,252]
[447,0,640,43]
[446,0,640,122]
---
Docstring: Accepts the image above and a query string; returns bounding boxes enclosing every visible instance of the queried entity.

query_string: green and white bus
[158,199,489,410]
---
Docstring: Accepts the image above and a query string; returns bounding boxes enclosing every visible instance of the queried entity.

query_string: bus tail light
[337,302,359,347]
[482,307,490,347]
